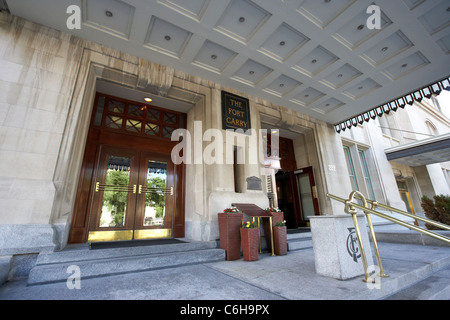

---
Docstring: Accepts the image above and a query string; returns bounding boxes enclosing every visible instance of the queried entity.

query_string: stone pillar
[310,215,374,280]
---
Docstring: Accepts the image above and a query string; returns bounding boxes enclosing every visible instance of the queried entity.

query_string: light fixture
[105,10,113,17]
[144,97,152,102]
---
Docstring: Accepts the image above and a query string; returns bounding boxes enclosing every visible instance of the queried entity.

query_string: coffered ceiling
[4,0,450,125]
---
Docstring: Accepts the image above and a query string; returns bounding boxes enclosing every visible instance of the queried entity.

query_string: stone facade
[0,11,449,255]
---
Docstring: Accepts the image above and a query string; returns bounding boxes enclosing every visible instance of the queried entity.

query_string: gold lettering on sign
[222,91,251,131]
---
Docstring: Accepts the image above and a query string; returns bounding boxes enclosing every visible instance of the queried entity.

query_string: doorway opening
[271,135,320,228]
[69,92,186,243]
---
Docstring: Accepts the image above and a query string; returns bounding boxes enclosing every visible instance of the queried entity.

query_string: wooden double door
[68,93,186,243]
[87,146,176,242]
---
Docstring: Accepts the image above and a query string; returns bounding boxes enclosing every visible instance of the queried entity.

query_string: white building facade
[0,3,449,256]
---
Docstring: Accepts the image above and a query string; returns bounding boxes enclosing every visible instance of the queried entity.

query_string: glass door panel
[143,160,168,227]
[134,154,174,240]
[88,146,138,242]
[88,147,175,242]
[98,155,132,228]
[297,173,315,220]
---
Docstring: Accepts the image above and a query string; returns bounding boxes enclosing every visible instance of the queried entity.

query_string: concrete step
[27,241,225,286]
[383,265,450,300]
[287,232,313,251]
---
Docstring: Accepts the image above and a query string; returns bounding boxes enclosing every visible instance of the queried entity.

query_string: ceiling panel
[231,58,273,86]
[296,0,357,29]
[192,39,237,73]
[144,16,192,58]
[82,0,135,40]
[214,0,271,44]
[258,22,309,62]
[4,0,450,126]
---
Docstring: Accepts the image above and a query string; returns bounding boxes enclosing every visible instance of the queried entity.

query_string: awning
[385,133,450,167]
[335,76,450,133]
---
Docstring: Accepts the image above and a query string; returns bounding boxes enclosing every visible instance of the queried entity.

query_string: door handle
[312,186,318,199]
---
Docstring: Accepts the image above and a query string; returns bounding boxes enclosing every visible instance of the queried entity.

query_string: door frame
[294,166,321,223]
[68,93,186,243]
[86,146,176,242]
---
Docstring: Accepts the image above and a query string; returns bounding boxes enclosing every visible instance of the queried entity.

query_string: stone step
[287,232,313,251]
[27,241,225,286]
[383,265,450,300]
[287,238,313,251]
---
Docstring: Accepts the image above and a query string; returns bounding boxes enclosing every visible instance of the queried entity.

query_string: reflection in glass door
[99,155,133,228]
[88,146,174,242]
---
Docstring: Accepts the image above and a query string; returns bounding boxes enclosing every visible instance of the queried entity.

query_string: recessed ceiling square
[157,0,210,21]
[292,45,339,78]
[297,0,357,29]
[360,30,414,67]
[144,17,192,58]
[320,63,362,89]
[382,51,430,80]
[417,0,450,35]
[82,0,135,40]
[259,23,309,62]
[263,75,302,97]
[290,87,325,107]
[231,59,273,86]
[332,6,392,50]
[312,97,345,114]
[343,78,382,100]
[192,40,237,74]
[214,0,271,44]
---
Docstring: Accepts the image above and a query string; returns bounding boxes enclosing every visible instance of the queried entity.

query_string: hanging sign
[222,91,251,132]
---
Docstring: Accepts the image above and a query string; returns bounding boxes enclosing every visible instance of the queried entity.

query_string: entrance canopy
[3,0,450,126]
[385,132,450,167]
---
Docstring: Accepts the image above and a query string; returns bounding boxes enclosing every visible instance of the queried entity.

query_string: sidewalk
[0,242,449,300]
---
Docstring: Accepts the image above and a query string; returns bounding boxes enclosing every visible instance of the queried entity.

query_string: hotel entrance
[68,93,186,243]
[87,146,175,242]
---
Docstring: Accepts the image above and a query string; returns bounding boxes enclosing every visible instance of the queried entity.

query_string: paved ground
[0,242,449,304]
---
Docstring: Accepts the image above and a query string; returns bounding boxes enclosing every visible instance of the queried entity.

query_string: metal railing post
[327,191,450,283]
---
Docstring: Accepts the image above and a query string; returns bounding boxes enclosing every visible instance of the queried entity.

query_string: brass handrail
[327,192,450,283]
[362,197,450,232]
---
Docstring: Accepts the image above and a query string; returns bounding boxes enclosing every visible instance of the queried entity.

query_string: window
[343,146,359,192]
[378,115,393,137]
[358,149,375,200]
[343,144,378,202]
